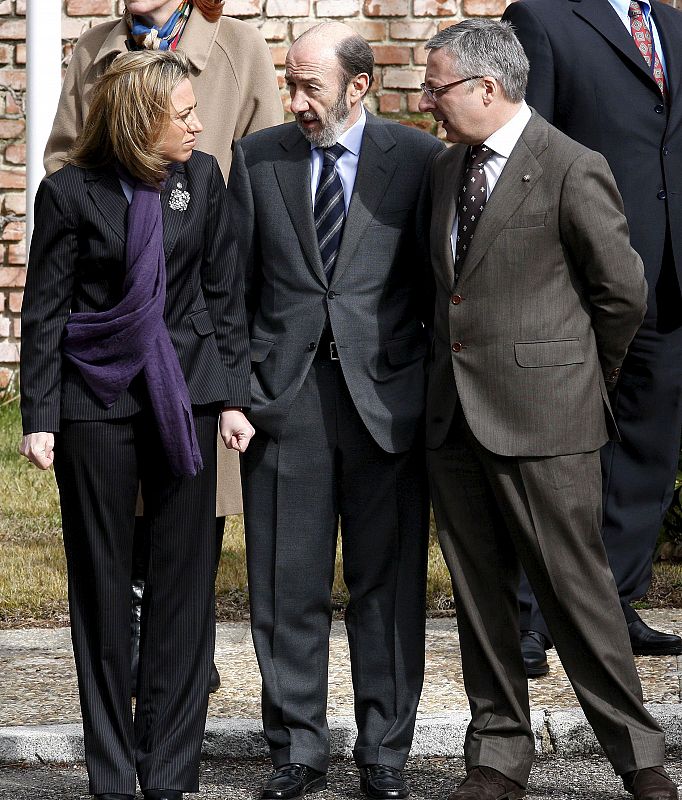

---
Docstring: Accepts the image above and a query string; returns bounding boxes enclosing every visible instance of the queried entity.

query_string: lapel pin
[169,182,190,211]
[522,174,531,182]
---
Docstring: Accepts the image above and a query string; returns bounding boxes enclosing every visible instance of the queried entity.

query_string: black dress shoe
[520,630,549,677]
[261,764,327,799]
[143,791,183,800]
[94,795,134,800]
[360,764,409,798]
[209,660,221,693]
[628,619,682,656]
[623,766,679,799]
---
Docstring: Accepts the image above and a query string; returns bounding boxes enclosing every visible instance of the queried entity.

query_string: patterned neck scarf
[126,1,191,51]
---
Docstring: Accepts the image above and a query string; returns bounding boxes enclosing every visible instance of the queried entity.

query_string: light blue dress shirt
[310,106,367,214]
[607,0,668,81]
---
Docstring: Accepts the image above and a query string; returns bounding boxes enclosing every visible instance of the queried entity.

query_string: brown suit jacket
[426,111,647,457]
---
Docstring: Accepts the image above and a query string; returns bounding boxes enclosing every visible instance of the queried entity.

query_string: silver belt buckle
[329,341,339,361]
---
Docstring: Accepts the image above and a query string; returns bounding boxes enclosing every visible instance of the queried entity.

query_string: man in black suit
[228,21,443,800]
[502,0,682,676]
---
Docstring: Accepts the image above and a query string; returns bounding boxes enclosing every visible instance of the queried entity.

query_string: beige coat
[44,10,284,515]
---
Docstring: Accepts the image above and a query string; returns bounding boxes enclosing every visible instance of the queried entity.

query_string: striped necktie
[315,143,346,280]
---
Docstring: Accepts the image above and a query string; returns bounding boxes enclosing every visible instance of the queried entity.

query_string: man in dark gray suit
[420,19,676,800]
[227,21,443,800]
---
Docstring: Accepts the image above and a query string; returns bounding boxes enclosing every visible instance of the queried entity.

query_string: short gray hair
[425,19,528,104]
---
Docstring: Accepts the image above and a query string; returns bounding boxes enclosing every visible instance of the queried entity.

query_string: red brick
[66,0,112,13]
[398,117,435,132]
[254,19,288,40]
[16,0,26,13]
[372,45,410,64]
[379,93,401,112]
[0,342,20,363]
[407,92,424,112]
[414,0,458,15]
[266,0,309,14]
[12,317,19,338]
[0,317,9,338]
[228,0,262,16]
[390,20,437,39]
[7,241,25,265]
[62,18,91,38]
[363,0,408,16]
[0,367,11,389]
[292,20,319,38]
[316,0,360,14]
[462,0,506,14]
[347,20,386,39]
[413,44,428,64]
[0,44,10,63]
[4,93,21,114]
[4,143,25,165]
[0,291,4,310]
[0,117,24,139]
[2,221,23,241]
[382,67,423,89]
[438,19,460,31]
[0,267,24,287]
[270,45,288,66]
[15,43,25,64]
[0,70,25,91]
[0,1,12,15]
[0,20,26,39]
[0,168,25,189]
[8,290,22,313]
[4,192,25,215]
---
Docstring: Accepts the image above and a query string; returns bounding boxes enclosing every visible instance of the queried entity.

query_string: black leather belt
[316,329,340,361]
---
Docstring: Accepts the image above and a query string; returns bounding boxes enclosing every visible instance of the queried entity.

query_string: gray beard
[296,93,351,148]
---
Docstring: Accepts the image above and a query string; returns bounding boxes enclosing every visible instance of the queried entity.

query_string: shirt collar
[311,105,366,156]
[608,0,651,24]
[484,101,532,159]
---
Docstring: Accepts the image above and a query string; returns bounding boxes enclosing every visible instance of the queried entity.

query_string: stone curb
[1,704,680,766]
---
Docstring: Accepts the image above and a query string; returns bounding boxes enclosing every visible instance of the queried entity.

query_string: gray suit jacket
[227,112,444,453]
[426,111,647,457]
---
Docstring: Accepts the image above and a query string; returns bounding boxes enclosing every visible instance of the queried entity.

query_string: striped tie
[315,143,346,279]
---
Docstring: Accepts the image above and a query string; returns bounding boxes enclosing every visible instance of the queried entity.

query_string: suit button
[451,294,462,305]
[658,189,667,200]
[663,146,669,156]
[655,104,665,114]
[451,341,463,353]
[308,342,316,351]
[327,290,336,299]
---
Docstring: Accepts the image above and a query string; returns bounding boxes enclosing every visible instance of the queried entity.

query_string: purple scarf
[62,171,203,478]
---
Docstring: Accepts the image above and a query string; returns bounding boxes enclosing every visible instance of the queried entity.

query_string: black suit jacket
[503,0,682,291]
[21,150,250,434]
[226,113,444,453]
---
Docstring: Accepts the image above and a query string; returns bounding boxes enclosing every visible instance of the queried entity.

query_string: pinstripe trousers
[54,406,218,796]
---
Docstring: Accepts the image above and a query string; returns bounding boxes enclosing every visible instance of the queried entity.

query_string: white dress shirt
[451,102,532,264]
[310,106,366,214]
[607,0,668,79]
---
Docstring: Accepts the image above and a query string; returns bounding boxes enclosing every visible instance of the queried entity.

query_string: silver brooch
[522,174,531,182]
[169,182,190,211]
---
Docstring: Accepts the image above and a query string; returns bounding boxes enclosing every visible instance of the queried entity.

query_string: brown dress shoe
[448,766,525,800]
[623,767,679,800]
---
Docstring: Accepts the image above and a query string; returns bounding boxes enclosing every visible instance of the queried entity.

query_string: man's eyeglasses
[420,76,485,103]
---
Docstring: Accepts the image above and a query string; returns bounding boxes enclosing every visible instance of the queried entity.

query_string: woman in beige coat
[44,0,283,692]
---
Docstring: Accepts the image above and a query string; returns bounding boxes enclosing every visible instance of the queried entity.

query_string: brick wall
[0,0,680,389]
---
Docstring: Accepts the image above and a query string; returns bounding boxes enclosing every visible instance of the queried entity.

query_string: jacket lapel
[652,2,682,132]
[571,0,661,91]
[331,113,398,285]
[161,162,188,261]
[437,145,467,290]
[273,125,327,286]
[459,113,546,281]
[85,168,128,244]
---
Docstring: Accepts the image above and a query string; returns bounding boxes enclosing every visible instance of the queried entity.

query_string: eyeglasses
[420,76,485,103]
[171,102,200,131]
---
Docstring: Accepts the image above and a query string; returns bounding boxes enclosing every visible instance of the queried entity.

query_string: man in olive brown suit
[419,19,677,800]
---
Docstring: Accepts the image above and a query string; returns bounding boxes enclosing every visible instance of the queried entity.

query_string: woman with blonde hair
[20,50,253,800]
[44,0,283,694]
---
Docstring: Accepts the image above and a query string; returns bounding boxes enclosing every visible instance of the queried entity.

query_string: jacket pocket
[189,309,215,336]
[250,337,275,363]
[502,212,547,229]
[386,335,428,366]
[514,338,584,367]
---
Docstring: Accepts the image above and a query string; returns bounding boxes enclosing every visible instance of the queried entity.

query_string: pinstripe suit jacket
[227,113,444,454]
[426,111,647,457]
[21,151,251,434]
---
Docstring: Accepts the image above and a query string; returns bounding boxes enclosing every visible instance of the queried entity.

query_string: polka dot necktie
[314,143,347,280]
[455,143,494,274]
[628,1,668,100]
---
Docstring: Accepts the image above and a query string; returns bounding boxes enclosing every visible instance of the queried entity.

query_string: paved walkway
[1,609,682,765]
